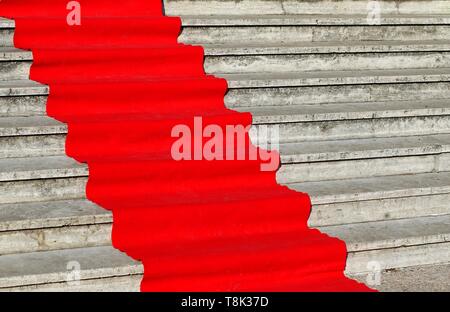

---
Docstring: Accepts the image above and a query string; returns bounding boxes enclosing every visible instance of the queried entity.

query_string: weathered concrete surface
[165,1,450,15]
[352,263,450,292]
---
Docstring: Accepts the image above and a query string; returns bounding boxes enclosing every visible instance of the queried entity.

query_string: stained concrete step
[258,114,450,143]
[0,80,48,97]
[0,48,32,81]
[289,172,450,226]
[227,81,450,108]
[179,15,450,45]
[0,116,66,158]
[206,51,450,74]
[0,199,110,232]
[279,133,450,163]
[247,99,450,124]
[0,80,47,117]
[0,155,87,182]
[203,41,450,55]
[351,263,450,292]
[0,156,88,205]
[165,1,450,15]
[0,199,111,255]
[223,68,450,88]
[0,246,142,291]
[279,153,448,184]
[0,19,14,47]
[318,214,450,274]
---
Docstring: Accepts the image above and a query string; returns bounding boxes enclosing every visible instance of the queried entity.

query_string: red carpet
[1,0,372,291]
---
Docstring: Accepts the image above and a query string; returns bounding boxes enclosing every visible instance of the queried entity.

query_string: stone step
[279,133,450,163]
[290,172,450,226]
[0,155,87,182]
[206,50,450,74]
[0,80,48,97]
[318,214,450,274]
[222,68,450,88]
[0,156,88,205]
[0,27,14,47]
[0,116,66,158]
[279,153,448,184]
[263,115,450,143]
[203,41,450,56]
[0,246,142,291]
[351,263,450,292]
[0,199,111,255]
[227,82,450,108]
[247,99,450,124]
[0,48,32,81]
[165,1,450,15]
[0,79,47,119]
[179,15,450,45]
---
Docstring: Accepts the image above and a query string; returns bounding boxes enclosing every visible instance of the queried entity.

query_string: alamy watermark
[171,117,280,171]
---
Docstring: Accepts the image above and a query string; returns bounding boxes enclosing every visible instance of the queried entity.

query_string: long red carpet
[1,0,371,291]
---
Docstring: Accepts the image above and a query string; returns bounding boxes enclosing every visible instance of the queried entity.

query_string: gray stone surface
[0,80,48,96]
[0,155,87,182]
[165,1,450,15]
[352,263,450,292]
[203,40,450,56]
[0,246,142,289]
[0,199,110,231]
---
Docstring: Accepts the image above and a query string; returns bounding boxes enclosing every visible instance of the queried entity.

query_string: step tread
[279,133,450,163]
[319,214,450,252]
[0,47,32,61]
[203,40,450,55]
[222,67,450,87]
[0,199,109,232]
[0,116,66,136]
[0,80,48,96]
[0,155,87,182]
[0,18,14,28]
[244,98,450,123]
[0,246,142,288]
[181,14,450,26]
[289,172,450,204]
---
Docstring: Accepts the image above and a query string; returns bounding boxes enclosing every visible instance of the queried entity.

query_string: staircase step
[181,14,450,26]
[246,99,450,124]
[0,156,88,204]
[0,246,142,290]
[206,51,450,75]
[318,214,450,274]
[0,199,110,232]
[203,41,450,55]
[166,1,450,15]
[0,80,48,97]
[351,263,450,292]
[0,48,32,81]
[0,177,87,205]
[279,133,450,163]
[0,116,66,136]
[179,15,450,44]
[0,116,66,158]
[0,156,87,182]
[0,48,32,61]
[0,199,110,255]
[0,18,14,28]
[276,133,450,183]
[0,24,14,48]
[223,68,450,88]
[290,172,450,226]
[227,82,450,108]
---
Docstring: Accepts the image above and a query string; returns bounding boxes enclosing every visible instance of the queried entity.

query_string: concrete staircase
[1,0,450,291]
